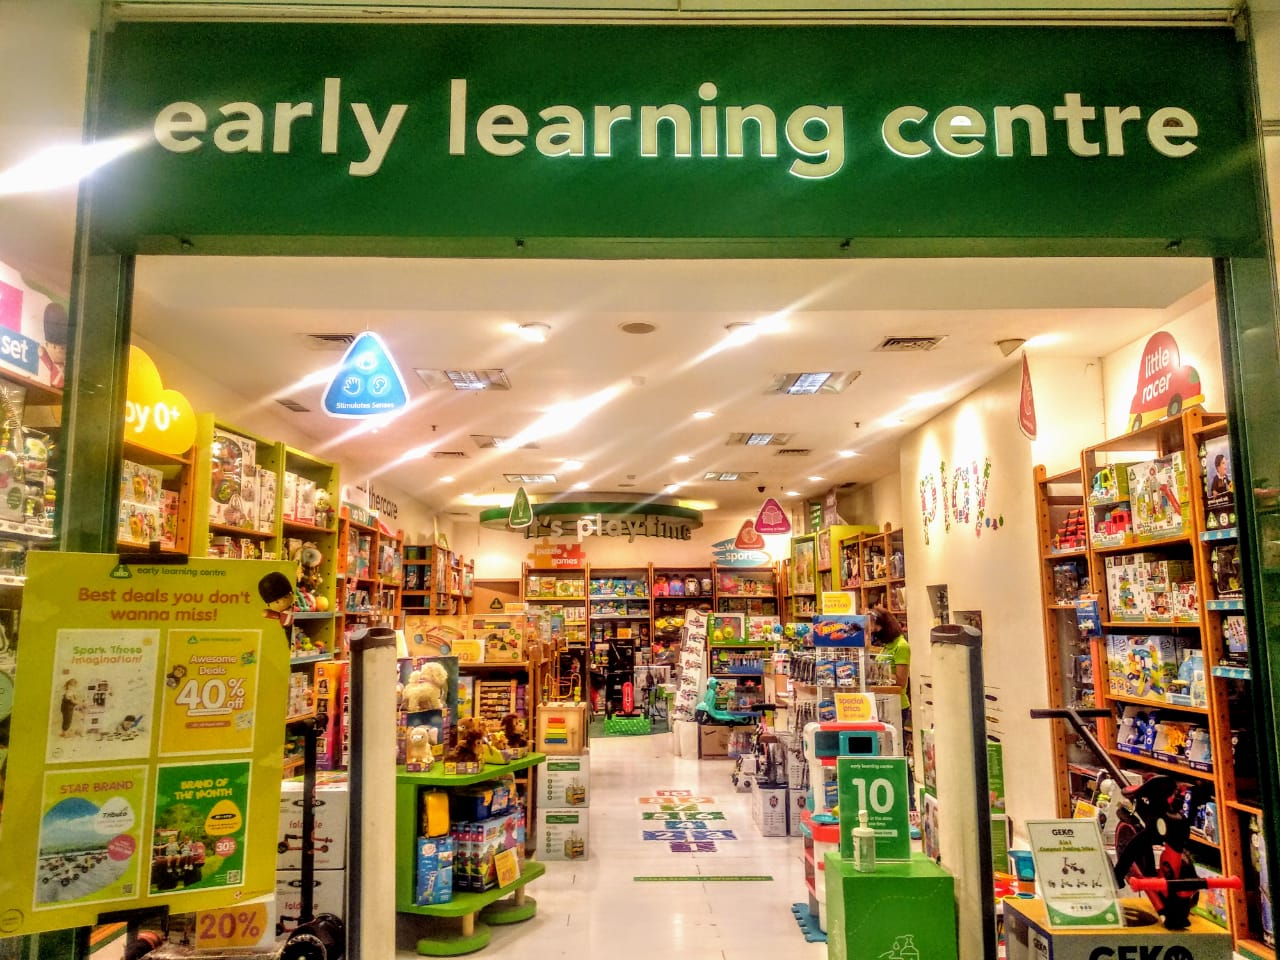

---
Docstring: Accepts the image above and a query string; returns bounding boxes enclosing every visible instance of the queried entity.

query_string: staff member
[870,604,910,723]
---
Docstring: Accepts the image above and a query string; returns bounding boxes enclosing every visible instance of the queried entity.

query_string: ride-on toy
[1031,707,1240,929]
[694,677,759,725]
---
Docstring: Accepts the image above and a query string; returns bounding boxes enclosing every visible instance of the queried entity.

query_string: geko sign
[1128,331,1203,431]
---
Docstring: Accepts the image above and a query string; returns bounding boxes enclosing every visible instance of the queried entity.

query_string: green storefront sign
[93,22,1260,256]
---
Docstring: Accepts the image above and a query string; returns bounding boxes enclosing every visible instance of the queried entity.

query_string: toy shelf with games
[714,564,781,617]
[1032,465,1098,816]
[652,565,713,664]
[847,526,908,623]
[814,523,877,601]
[281,445,341,657]
[394,753,548,955]
[587,567,651,716]
[1045,406,1270,956]
[402,544,437,612]
[118,440,194,556]
[337,503,403,644]
[191,414,284,561]
[790,533,818,621]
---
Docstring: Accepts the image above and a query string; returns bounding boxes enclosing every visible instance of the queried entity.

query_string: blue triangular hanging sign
[322,331,410,419]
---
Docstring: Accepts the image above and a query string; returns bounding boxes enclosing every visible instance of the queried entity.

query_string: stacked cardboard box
[119,459,164,546]
[276,777,348,932]
[537,706,590,860]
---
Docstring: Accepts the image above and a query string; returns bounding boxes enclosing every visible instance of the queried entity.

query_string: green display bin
[825,852,958,960]
[603,715,651,736]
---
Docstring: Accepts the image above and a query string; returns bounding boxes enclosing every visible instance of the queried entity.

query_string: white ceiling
[131,255,1213,518]
[0,1,1226,522]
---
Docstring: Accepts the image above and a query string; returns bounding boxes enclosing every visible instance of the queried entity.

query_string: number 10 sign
[836,756,911,861]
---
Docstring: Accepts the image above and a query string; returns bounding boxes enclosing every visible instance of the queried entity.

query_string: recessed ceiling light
[837,450,858,458]
[560,459,584,472]
[766,371,860,396]
[746,433,775,446]
[808,476,825,482]
[785,490,801,497]
[512,322,551,343]
[703,472,753,482]
[674,455,692,463]
[572,481,589,490]
[693,410,714,420]
[441,476,455,483]
[504,473,556,484]
[619,321,657,335]
[663,483,683,494]
[417,369,511,391]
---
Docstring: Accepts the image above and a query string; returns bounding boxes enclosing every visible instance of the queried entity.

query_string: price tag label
[834,692,875,722]
[196,901,269,949]
[836,756,911,861]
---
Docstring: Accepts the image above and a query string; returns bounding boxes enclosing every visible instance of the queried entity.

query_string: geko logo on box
[1088,947,1194,960]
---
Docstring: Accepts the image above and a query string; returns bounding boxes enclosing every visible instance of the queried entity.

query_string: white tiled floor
[395,734,827,959]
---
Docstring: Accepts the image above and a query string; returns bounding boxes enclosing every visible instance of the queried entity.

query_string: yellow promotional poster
[820,592,858,615]
[834,692,876,722]
[0,553,292,935]
[125,346,197,456]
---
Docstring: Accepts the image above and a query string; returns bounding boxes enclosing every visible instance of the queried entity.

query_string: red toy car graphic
[1129,331,1204,431]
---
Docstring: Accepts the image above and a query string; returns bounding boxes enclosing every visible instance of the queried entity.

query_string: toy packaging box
[1222,614,1249,665]
[277,868,345,932]
[537,807,588,861]
[1115,704,1160,757]
[208,427,257,526]
[536,702,588,755]
[278,778,349,870]
[314,661,348,770]
[281,471,297,521]
[415,836,455,905]
[1127,452,1191,542]
[257,467,277,533]
[1191,863,1229,929]
[1200,435,1237,530]
[751,781,789,837]
[1211,543,1243,598]
[1106,634,1184,702]
[542,756,590,807]
[1089,462,1132,505]
[1091,500,1133,549]
[452,809,527,890]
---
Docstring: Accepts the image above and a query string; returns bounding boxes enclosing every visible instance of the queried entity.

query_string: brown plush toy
[501,712,528,749]
[448,717,488,764]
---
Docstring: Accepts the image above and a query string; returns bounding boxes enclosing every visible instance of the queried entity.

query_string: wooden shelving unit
[1037,407,1270,952]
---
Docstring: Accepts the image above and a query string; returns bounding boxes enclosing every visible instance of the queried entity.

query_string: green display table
[1004,896,1232,960]
[825,852,958,960]
[396,754,549,955]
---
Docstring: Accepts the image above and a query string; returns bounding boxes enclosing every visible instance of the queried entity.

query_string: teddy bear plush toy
[404,725,438,770]
[448,716,489,765]
[500,712,528,750]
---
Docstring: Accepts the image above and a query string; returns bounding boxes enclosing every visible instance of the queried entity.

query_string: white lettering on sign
[522,514,693,542]
[151,80,1204,181]
[125,399,182,435]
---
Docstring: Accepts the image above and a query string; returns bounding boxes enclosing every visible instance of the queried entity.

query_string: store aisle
[396,734,826,959]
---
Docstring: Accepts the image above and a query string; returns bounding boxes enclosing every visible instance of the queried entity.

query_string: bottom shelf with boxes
[395,754,547,956]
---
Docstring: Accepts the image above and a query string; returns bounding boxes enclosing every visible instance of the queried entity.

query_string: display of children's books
[1200,435,1237,530]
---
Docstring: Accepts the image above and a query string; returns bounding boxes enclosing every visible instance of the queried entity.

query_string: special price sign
[159,630,260,755]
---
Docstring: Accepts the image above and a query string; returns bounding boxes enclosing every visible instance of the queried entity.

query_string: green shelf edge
[397,753,546,786]
[401,861,548,917]
[416,923,492,956]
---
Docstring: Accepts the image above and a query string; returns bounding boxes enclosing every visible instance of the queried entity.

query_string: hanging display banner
[0,553,292,935]
[321,331,409,418]
[508,486,533,529]
[1018,353,1038,442]
[755,499,791,536]
[732,519,766,552]
[1025,819,1122,928]
[1126,331,1204,432]
[94,24,1260,257]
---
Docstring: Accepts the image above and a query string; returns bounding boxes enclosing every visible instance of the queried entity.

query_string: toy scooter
[1031,707,1240,930]
[693,676,758,725]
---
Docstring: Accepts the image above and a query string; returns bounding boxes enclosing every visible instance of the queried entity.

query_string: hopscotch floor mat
[637,789,739,854]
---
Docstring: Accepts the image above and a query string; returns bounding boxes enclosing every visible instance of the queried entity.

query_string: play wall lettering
[918,458,1004,545]
[151,78,1202,181]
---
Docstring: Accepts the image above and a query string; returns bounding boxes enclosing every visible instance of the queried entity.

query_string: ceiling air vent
[432,451,468,460]
[702,471,759,482]
[776,449,812,457]
[276,399,310,413]
[874,336,946,352]
[302,333,356,350]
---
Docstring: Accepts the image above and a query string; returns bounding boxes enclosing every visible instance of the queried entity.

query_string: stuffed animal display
[403,661,449,713]
[404,725,438,769]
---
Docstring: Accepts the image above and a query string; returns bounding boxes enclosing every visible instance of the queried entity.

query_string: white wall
[843,474,904,530]
[1100,284,1223,437]
[898,363,1062,839]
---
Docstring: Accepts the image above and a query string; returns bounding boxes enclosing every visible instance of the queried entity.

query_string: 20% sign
[196,902,268,948]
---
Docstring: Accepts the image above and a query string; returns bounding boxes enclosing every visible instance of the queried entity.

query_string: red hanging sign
[734,519,767,550]
[755,498,791,535]
[1018,352,1038,441]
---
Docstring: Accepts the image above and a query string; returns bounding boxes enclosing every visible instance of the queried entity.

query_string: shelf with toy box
[119,438,195,556]
[521,565,587,604]
[1188,416,1272,952]
[651,565,713,665]
[587,567,650,699]
[375,523,404,626]
[191,414,284,560]
[401,543,437,611]
[394,753,548,955]
[813,524,878,610]
[856,526,907,622]
[790,533,818,621]
[713,562,782,617]
[280,446,340,657]
[1071,407,1266,950]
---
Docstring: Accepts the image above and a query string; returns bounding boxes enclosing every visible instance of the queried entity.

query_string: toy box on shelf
[1199,434,1238,532]
[1088,462,1134,548]
[1127,452,1191,542]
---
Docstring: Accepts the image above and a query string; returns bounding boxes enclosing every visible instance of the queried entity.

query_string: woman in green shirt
[870,605,910,717]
